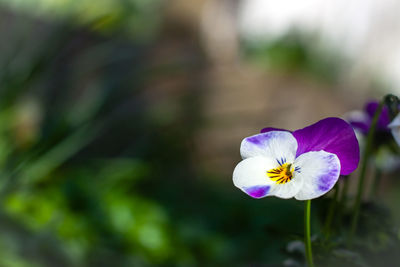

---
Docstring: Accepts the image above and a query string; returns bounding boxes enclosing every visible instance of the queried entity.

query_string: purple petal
[243,185,271,198]
[365,101,390,131]
[293,117,360,175]
[365,101,379,118]
[260,127,288,133]
[349,121,369,134]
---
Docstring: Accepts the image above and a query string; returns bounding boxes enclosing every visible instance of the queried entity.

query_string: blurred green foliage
[0,0,162,39]
[243,31,346,83]
[0,2,309,266]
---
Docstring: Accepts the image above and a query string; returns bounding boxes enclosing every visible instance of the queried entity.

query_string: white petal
[240,131,297,163]
[293,151,340,200]
[389,113,400,146]
[345,110,369,125]
[267,172,304,199]
[233,156,276,198]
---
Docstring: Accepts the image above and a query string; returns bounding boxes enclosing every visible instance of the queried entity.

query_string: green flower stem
[371,167,382,199]
[339,176,349,205]
[349,100,384,245]
[337,177,349,230]
[323,185,339,240]
[304,199,314,267]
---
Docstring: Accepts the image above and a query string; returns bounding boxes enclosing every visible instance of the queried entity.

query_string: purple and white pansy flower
[347,101,390,135]
[233,118,360,200]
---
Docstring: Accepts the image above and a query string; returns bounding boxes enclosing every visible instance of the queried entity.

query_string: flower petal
[240,131,297,163]
[388,113,400,146]
[233,155,304,199]
[233,156,276,198]
[260,127,287,133]
[294,151,340,200]
[267,171,304,199]
[366,101,390,131]
[346,110,370,134]
[292,117,359,175]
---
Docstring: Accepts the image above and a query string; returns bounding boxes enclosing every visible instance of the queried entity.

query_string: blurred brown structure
[164,0,371,177]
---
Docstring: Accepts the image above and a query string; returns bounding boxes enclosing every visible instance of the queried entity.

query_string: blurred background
[0,0,399,266]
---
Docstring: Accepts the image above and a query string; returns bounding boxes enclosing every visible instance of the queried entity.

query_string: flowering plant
[347,101,391,135]
[233,118,359,200]
[233,117,360,267]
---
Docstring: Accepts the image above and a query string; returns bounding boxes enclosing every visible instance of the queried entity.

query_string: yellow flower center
[267,163,294,184]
